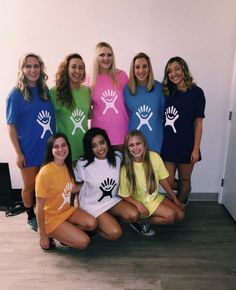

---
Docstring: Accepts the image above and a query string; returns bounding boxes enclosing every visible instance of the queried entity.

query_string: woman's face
[52,137,69,164]
[127,135,145,162]
[23,56,41,87]
[167,61,185,89]
[98,46,113,73]
[134,57,150,86]
[68,58,85,88]
[91,135,108,160]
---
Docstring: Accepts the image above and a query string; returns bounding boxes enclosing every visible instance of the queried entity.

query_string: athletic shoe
[27,217,38,232]
[129,222,156,236]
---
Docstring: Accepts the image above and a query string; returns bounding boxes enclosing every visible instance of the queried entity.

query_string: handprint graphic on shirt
[58,182,73,210]
[98,178,116,202]
[70,109,85,135]
[136,105,153,131]
[37,110,53,139]
[101,89,118,115]
[165,106,179,133]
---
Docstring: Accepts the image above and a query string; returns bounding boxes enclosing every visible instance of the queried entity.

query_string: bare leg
[145,198,184,225]
[96,212,122,240]
[109,200,139,223]
[164,162,178,190]
[50,221,91,249]
[67,208,97,232]
[20,167,38,207]
[177,164,194,203]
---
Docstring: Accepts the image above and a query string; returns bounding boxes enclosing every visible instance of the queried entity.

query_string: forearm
[36,198,47,237]
[160,179,176,200]
[193,118,203,152]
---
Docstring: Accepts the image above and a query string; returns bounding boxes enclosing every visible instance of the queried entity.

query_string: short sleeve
[73,159,85,182]
[6,88,20,124]
[35,171,49,198]
[118,166,130,197]
[194,86,206,119]
[150,152,169,180]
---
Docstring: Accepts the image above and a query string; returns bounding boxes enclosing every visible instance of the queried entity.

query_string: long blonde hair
[90,42,117,90]
[17,52,49,101]
[123,130,157,195]
[128,52,155,95]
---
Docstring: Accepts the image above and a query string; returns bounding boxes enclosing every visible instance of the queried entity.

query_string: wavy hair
[128,52,155,95]
[42,132,75,181]
[90,42,117,90]
[55,53,86,111]
[82,127,117,168]
[123,130,157,195]
[17,53,49,101]
[162,56,195,96]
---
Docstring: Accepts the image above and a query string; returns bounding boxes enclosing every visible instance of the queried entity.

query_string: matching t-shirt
[36,162,77,234]
[74,152,122,217]
[6,87,55,167]
[50,85,90,162]
[90,70,128,145]
[124,81,165,153]
[119,151,168,216]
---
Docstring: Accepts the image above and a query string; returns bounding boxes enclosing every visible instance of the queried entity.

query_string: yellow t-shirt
[119,151,169,216]
[36,162,76,234]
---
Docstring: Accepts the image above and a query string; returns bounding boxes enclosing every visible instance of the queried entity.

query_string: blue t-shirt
[6,87,55,167]
[124,81,165,153]
[161,85,206,163]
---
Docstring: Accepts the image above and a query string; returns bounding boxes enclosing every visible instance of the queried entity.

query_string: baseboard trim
[189,192,218,201]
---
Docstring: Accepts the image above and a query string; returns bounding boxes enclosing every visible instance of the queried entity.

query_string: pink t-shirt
[90,70,128,145]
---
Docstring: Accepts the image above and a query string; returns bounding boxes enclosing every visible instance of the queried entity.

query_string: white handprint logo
[70,109,85,135]
[136,105,153,131]
[37,110,53,139]
[165,106,179,133]
[58,182,73,210]
[101,89,118,115]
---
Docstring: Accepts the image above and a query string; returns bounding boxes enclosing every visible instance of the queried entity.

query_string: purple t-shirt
[90,70,128,145]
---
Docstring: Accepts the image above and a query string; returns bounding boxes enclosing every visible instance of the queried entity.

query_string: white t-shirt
[74,152,122,217]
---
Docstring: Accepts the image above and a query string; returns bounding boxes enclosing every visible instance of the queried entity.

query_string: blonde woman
[89,42,128,151]
[119,130,184,236]
[6,53,55,231]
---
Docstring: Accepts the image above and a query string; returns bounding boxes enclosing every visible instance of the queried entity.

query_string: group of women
[6,42,206,250]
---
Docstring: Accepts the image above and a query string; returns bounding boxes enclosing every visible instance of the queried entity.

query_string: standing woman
[124,52,165,153]
[50,53,90,163]
[89,42,129,151]
[161,56,206,205]
[36,133,97,250]
[74,128,139,240]
[6,53,55,231]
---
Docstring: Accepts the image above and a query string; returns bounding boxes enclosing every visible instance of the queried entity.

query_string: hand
[136,203,150,218]
[173,196,185,210]
[40,234,50,250]
[191,149,199,164]
[16,153,25,169]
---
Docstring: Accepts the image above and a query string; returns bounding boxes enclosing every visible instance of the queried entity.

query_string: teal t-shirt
[50,85,90,162]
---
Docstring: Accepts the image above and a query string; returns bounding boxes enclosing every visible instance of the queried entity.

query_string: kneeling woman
[74,127,139,240]
[119,130,185,236]
[36,133,97,250]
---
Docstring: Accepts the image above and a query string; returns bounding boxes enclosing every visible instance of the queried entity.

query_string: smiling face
[52,137,69,165]
[23,56,41,87]
[167,61,185,90]
[91,135,108,160]
[68,57,85,88]
[127,135,145,162]
[98,46,113,73]
[134,57,150,86]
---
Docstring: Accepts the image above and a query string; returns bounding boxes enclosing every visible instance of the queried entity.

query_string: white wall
[0,0,236,192]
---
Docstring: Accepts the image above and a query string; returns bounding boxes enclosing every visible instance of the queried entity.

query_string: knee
[179,179,191,193]
[107,227,122,241]
[166,211,177,224]
[86,217,97,232]
[124,208,139,223]
[177,210,185,222]
[75,235,90,250]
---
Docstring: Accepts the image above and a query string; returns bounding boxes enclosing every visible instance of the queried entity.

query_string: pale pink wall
[0,0,236,192]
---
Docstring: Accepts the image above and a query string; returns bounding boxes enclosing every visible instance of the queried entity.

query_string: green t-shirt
[119,151,168,215]
[50,85,90,162]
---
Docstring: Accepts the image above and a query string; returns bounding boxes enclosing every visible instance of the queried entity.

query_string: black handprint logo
[98,178,116,202]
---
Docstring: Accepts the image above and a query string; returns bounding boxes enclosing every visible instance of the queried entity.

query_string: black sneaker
[27,217,38,232]
[129,222,155,236]
[42,238,56,251]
